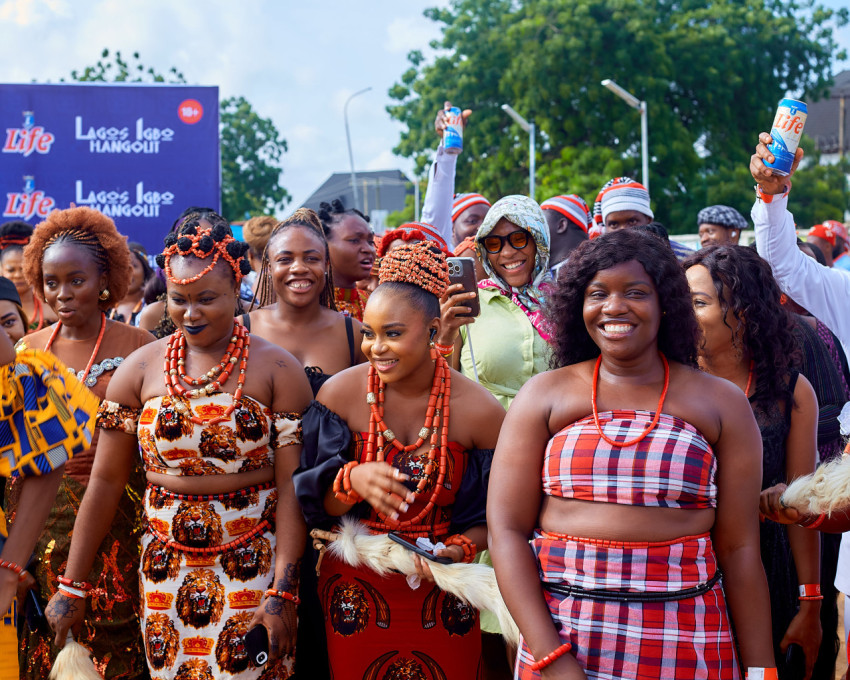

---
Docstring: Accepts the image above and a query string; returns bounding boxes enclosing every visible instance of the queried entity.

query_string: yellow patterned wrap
[0,348,99,479]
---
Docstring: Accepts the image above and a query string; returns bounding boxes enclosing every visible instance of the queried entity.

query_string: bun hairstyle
[156,210,251,284]
[242,215,277,259]
[23,207,131,309]
[253,208,338,311]
[316,198,370,238]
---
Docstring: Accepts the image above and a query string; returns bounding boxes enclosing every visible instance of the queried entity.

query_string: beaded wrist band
[530,642,572,672]
[57,575,93,591]
[0,559,29,582]
[58,584,88,599]
[798,584,823,601]
[797,512,826,529]
[755,183,790,204]
[746,668,779,680]
[264,589,300,605]
[444,534,476,563]
[433,342,454,357]
[333,461,363,505]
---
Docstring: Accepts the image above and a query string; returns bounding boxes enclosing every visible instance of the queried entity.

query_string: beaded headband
[155,224,251,285]
[377,240,450,298]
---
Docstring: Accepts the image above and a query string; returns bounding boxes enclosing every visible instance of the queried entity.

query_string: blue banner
[1,83,219,254]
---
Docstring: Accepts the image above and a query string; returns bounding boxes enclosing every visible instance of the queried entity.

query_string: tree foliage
[219,96,290,219]
[389,0,848,232]
[68,50,289,220]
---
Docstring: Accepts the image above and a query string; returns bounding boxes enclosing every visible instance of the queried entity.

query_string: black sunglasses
[481,229,532,254]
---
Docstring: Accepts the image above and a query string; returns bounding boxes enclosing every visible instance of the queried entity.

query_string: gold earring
[99,289,110,301]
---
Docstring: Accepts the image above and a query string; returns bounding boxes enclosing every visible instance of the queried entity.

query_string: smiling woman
[45,213,313,680]
[488,229,777,679]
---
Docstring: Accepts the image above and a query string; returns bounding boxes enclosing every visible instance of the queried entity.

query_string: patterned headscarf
[475,195,550,314]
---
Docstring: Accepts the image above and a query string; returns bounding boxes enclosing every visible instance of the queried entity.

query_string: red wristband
[746,668,779,680]
[57,575,93,591]
[755,183,790,204]
[530,642,572,672]
[798,583,823,600]
[0,559,28,582]
[333,461,363,505]
[264,589,300,605]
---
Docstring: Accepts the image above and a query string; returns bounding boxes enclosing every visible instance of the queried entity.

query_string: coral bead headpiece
[156,224,251,285]
[377,240,450,298]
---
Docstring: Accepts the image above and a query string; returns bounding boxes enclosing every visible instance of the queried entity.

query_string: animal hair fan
[48,632,101,680]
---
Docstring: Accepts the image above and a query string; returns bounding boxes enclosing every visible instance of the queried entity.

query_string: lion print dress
[97,392,302,680]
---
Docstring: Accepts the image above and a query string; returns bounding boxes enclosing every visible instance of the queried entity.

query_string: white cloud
[385,14,440,55]
[363,149,399,171]
[0,0,69,26]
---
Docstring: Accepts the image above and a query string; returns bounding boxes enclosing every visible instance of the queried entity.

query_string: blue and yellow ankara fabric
[0,348,99,480]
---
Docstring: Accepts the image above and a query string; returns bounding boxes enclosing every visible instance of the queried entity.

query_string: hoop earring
[99,289,110,301]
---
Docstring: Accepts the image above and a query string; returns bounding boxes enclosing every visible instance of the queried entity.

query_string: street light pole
[601,79,649,193]
[501,103,535,199]
[344,86,372,211]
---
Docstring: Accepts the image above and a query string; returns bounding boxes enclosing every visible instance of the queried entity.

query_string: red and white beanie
[451,193,491,222]
[540,195,592,233]
[592,177,653,227]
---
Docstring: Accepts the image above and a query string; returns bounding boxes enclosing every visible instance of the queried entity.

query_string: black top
[293,400,493,534]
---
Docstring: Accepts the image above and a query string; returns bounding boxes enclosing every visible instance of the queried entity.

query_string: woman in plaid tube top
[488,229,775,680]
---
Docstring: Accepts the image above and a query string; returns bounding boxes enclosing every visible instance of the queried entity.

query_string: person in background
[826,220,850,272]
[0,277,29,344]
[0,221,57,332]
[12,207,153,680]
[806,223,839,269]
[420,101,491,249]
[540,194,590,275]
[490,229,774,679]
[316,200,375,321]
[242,214,277,298]
[109,242,153,325]
[592,177,693,259]
[697,205,747,248]
[684,245,821,679]
[376,222,450,258]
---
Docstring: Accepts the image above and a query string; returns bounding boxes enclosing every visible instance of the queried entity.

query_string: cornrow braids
[155,216,251,285]
[316,198,370,239]
[23,207,131,308]
[253,208,338,311]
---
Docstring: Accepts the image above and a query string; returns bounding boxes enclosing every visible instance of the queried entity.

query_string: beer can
[443,106,463,155]
[765,98,807,176]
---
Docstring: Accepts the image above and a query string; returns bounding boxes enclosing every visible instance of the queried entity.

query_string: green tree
[67,49,289,220]
[219,96,289,219]
[389,0,848,232]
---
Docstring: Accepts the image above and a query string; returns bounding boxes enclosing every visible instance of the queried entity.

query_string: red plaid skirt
[516,532,741,679]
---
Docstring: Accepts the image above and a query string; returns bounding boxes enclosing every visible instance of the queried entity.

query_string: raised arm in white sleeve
[753,192,850,347]
[421,143,457,247]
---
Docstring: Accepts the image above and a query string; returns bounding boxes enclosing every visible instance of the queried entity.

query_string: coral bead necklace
[592,352,670,448]
[164,321,250,426]
[45,311,107,385]
[364,350,451,528]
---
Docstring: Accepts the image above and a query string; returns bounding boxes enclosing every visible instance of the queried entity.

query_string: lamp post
[344,87,372,211]
[501,103,536,199]
[601,79,649,193]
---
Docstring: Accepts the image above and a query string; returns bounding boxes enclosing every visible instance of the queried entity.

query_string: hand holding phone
[388,532,454,564]
[446,258,480,318]
[244,625,269,667]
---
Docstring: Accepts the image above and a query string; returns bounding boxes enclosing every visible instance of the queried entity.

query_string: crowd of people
[0,108,848,680]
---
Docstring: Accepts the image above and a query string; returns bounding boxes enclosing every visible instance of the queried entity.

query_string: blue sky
[0,0,847,216]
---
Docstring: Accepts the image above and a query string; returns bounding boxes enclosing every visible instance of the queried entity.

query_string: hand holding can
[764,98,807,176]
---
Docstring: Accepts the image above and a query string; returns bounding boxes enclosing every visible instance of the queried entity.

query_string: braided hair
[316,198,370,239]
[23,207,131,308]
[373,241,450,321]
[253,208,337,311]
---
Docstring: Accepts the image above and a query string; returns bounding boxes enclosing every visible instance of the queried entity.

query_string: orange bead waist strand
[365,351,451,529]
[591,352,670,448]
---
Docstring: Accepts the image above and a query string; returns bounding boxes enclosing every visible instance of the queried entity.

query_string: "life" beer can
[765,98,807,176]
[442,106,463,155]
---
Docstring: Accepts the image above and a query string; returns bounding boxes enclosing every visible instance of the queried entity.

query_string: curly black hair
[547,229,699,369]
[682,245,797,410]
[316,198,370,239]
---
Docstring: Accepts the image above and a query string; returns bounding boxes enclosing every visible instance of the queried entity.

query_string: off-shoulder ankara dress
[10,323,152,680]
[294,401,494,680]
[98,392,302,680]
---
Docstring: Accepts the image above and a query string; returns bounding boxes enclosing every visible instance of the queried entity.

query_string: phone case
[244,625,269,666]
[446,257,480,318]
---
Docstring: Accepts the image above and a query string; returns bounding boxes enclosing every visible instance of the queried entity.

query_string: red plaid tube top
[543,410,717,508]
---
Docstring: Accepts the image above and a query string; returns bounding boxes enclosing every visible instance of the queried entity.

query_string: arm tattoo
[265,597,284,616]
[138,361,147,369]
[275,562,300,593]
[274,360,287,368]
[46,596,79,620]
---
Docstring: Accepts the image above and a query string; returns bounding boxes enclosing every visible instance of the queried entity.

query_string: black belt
[542,569,722,603]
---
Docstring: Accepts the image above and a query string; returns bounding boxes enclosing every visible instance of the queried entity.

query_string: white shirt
[420,143,457,248]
